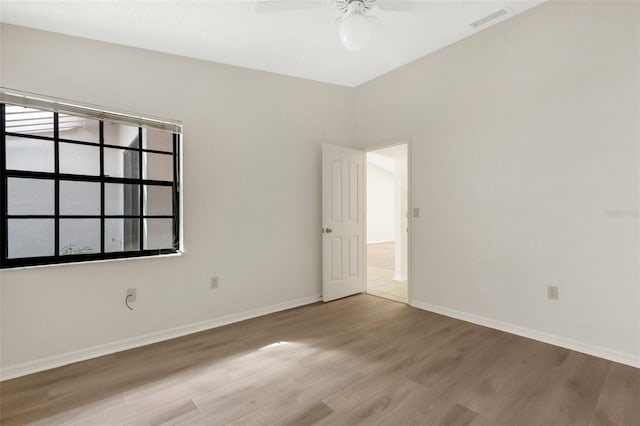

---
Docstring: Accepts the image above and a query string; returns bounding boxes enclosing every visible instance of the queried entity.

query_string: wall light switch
[210,277,219,289]
[413,207,420,218]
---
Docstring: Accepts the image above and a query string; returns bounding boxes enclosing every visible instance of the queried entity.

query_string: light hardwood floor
[1,294,638,425]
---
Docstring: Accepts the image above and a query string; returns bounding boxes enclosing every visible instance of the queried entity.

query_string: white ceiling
[0,0,544,87]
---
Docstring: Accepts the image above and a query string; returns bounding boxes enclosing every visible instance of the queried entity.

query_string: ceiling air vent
[470,9,509,29]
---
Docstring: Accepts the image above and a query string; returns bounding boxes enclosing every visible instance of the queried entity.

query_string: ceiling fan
[255,0,420,52]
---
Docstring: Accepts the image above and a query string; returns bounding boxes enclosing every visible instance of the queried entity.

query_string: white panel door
[322,144,365,302]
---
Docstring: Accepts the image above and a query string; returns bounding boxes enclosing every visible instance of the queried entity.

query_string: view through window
[1,97,181,268]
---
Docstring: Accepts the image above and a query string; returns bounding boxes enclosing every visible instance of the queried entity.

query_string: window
[1,89,182,268]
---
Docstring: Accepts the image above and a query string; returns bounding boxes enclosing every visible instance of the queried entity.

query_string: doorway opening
[366,143,408,303]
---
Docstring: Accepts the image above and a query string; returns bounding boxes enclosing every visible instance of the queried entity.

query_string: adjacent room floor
[1,294,637,425]
[367,242,407,303]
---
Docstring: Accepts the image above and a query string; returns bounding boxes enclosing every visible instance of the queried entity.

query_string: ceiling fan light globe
[340,11,373,51]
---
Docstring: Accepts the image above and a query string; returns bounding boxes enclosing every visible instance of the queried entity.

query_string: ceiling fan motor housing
[339,0,375,51]
[336,0,376,15]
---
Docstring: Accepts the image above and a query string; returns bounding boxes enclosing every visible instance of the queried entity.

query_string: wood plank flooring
[1,294,638,425]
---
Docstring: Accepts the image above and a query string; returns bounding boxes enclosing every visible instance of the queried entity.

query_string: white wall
[365,160,395,243]
[355,0,640,364]
[0,24,355,374]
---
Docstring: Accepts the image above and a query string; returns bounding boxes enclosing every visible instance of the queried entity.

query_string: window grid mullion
[53,112,60,257]
[0,104,7,263]
[1,170,173,186]
[173,133,179,250]
[4,132,173,155]
[7,215,174,219]
[138,127,144,252]
[99,121,105,254]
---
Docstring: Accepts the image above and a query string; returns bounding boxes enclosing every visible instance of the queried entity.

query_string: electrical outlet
[547,285,559,301]
[126,288,136,302]
[210,277,219,289]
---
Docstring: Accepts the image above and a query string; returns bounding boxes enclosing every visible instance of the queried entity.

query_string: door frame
[363,137,413,304]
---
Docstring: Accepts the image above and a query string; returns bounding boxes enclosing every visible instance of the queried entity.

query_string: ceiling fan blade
[255,0,328,14]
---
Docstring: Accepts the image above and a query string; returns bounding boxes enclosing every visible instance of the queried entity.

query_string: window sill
[0,251,184,271]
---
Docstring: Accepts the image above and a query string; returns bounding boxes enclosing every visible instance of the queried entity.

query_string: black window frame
[0,102,182,269]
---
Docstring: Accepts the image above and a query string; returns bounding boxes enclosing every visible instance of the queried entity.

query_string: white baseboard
[411,299,640,369]
[0,295,321,381]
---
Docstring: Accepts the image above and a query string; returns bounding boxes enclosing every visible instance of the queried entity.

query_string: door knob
[322,228,333,234]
